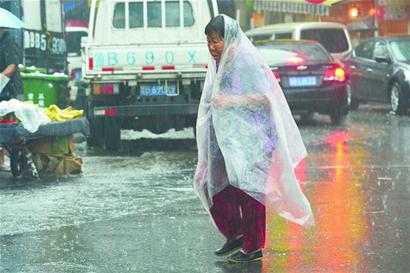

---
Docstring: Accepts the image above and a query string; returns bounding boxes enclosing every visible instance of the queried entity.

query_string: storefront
[325,0,410,44]
[250,0,409,42]
[377,0,410,36]
[251,0,342,27]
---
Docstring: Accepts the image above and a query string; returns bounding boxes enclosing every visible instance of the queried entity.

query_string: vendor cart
[0,118,89,178]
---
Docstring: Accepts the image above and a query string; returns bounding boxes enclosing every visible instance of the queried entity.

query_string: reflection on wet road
[1,109,409,273]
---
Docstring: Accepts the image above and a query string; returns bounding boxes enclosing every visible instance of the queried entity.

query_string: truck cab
[83,0,218,150]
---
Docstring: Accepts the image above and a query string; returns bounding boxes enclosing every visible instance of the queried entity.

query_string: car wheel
[330,108,347,125]
[300,112,314,123]
[347,83,359,110]
[390,82,407,115]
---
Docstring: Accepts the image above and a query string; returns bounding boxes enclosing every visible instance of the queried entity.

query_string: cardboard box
[30,135,74,155]
[33,153,83,175]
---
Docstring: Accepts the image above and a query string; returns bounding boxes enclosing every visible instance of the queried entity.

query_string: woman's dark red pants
[210,185,266,253]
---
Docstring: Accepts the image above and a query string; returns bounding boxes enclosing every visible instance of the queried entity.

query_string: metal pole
[374,0,379,37]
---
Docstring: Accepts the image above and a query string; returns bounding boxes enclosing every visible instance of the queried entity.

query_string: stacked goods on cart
[30,104,85,175]
[0,99,89,178]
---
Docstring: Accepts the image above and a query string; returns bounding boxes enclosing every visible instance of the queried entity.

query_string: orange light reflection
[264,130,369,272]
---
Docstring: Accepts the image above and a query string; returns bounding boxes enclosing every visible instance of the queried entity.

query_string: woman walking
[194,14,314,263]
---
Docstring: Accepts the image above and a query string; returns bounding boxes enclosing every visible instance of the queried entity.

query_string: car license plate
[140,82,177,96]
[288,76,317,87]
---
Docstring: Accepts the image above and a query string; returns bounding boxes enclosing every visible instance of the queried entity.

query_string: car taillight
[272,70,281,82]
[324,66,346,82]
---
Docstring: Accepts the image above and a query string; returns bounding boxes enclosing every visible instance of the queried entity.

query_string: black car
[256,40,349,124]
[342,35,410,115]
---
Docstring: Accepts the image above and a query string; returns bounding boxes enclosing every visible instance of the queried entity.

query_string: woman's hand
[212,94,269,109]
[212,95,230,108]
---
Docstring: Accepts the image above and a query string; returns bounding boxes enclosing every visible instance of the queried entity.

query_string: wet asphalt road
[0,105,409,273]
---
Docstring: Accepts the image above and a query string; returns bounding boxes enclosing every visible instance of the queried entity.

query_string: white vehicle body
[246,22,352,60]
[82,0,218,150]
[66,25,88,80]
[66,24,89,105]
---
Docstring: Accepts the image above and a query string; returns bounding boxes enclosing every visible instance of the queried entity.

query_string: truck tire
[103,117,121,151]
[87,117,104,148]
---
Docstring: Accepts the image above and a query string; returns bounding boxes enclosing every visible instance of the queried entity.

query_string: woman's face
[207,32,224,62]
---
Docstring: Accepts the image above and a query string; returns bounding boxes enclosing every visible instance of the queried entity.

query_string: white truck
[82,0,218,150]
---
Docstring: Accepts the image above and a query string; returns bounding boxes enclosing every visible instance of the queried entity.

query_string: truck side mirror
[81,36,88,46]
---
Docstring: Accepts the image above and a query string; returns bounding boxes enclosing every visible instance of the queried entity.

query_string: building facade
[248,0,410,42]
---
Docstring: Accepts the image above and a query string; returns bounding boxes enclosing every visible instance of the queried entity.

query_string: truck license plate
[139,82,177,96]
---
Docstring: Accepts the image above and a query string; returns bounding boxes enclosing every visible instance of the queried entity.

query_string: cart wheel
[10,148,39,179]
[10,147,27,178]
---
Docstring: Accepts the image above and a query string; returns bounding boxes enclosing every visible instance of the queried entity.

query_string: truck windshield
[67,31,87,56]
[113,0,194,29]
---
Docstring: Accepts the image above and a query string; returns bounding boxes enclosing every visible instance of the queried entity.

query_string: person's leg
[210,185,242,241]
[236,188,266,254]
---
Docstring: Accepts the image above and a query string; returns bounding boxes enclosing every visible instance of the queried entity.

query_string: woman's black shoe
[214,237,243,256]
[226,250,263,263]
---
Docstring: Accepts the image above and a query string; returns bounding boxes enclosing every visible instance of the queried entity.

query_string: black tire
[193,126,197,138]
[390,82,407,115]
[349,98,360,110]
[347,83,359,110]
[10,147,26,178]
[87,117,104,148]
[300,112,314,123]
[103,117,121,151]
[330,108,347,125]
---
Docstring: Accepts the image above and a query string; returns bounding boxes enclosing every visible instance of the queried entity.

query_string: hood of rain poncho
[194,15,314,228]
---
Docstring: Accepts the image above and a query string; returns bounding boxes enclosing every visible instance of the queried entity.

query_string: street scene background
[1,0,410,272]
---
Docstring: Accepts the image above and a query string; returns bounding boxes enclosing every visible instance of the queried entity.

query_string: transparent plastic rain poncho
[194,15,314,228]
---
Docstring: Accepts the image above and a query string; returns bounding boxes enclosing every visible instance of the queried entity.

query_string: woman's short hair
[204,15,224,38]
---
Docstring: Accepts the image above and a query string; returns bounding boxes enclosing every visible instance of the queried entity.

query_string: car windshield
[389,39,410,62]
[300,28,349,53]
[256,43,331,66]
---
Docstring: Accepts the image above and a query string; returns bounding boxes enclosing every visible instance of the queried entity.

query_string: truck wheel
[104,117,121,151]
[87,117,104,148]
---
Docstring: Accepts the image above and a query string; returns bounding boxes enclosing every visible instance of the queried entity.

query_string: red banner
[306,0,326,3]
